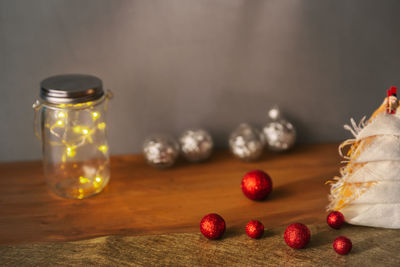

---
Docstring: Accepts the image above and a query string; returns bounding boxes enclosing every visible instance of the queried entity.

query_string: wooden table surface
[0,144,337,245]
[1,143,399,266]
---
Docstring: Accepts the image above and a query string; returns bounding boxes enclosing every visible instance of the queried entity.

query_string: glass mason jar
[33,74,112,199]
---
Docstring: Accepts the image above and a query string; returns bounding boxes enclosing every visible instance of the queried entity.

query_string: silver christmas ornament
[179,129,213,162]
[143,135,180,168]
[262,106,296,152]
[268,105,281,120]
[229,123,265,161]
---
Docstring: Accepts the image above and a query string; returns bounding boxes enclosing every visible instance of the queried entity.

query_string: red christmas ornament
[241,170,272,200]
[327,211,345,229]
[387,86,398,114]
[333,236,352,255]
[284,223,311,249]
[245,220,264,239]
[200,213,226,240]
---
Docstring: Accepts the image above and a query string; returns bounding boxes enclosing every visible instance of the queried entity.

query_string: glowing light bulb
[78,188,84,199]
[57,112,66,118]
[92,112,99,120]
[98,145,108,153]
[93,176,102,188]
[82,128,89,135]
[56,120,64,126]
[66,147,76,157]
[97,122,106,130]
[79,176,89,184]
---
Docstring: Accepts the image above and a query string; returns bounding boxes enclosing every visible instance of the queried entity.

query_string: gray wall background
[1,0,400,162]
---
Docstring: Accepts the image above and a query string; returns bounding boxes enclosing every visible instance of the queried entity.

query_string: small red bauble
[246,220,264,239]
[200,213,226,240]
[284,223,311,249]
[327,211,345,229]
[241,170,272,200]
[333,236,352,255]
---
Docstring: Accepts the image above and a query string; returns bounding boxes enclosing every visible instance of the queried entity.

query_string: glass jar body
[39,97,110,199]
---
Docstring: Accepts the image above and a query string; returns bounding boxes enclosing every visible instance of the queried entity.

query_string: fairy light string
[33,92,112,190]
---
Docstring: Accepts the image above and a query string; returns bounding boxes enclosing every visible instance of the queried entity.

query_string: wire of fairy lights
[33,91,112,191]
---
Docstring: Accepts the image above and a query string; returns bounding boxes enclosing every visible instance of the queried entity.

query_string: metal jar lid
[40,74,104,104]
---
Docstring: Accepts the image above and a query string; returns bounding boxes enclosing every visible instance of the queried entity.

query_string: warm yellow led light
[92,112,99,120]
[82,128,89,135]
[79,176,89,184]
[66,147,76,157]
[73,126,81,133]
[57,112,66,118]
[93,176,102,189]
[97,122,106,130]
[98,145,108,152]
[56,120,64,126]
[78,188,84,199]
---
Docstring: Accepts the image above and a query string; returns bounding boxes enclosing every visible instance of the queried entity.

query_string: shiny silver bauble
[229,123,265,161]
[262,106,296,152]
[143,135,180,168]
[179,129,213,162]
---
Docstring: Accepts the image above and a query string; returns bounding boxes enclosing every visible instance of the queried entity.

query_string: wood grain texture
[0,144,340,245]
[1,224,399,266]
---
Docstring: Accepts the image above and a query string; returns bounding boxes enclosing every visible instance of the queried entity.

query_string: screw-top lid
[40,74,104,104]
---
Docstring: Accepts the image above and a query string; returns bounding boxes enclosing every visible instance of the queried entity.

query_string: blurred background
[1,0,400,162]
